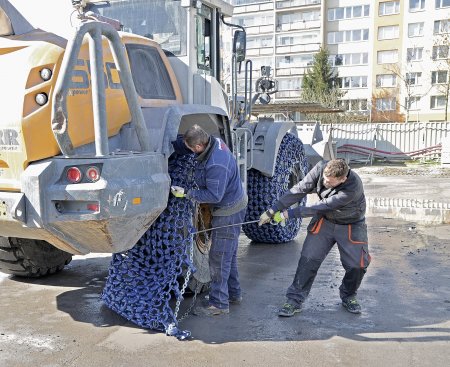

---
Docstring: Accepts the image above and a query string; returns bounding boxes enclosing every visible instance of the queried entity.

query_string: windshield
[91,0,187,56]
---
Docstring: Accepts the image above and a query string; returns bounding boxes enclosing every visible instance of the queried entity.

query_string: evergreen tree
[302,47,343,106]
[301,47,344,122]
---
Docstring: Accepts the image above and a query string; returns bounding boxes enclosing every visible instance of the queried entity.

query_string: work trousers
[286,217,371,307]
[208,208,246,310]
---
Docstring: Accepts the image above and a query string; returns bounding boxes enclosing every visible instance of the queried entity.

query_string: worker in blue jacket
[259,159,371,316]
[171,125,247,316]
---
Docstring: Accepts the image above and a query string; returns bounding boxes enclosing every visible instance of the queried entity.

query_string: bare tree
[383,54,431,123]
[371,88,404,123]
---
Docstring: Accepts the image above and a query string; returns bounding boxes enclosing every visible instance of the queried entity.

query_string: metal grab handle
[51,20,151,157]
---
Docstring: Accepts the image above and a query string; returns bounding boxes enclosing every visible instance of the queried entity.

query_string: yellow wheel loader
[0,0,309,278]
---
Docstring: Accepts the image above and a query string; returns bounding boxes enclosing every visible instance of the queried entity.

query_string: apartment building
[229,0,324,100]
[325,1,373,118]
[228,0,450,122]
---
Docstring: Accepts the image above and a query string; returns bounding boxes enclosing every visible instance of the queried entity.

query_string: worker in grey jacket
[259,159,371,316]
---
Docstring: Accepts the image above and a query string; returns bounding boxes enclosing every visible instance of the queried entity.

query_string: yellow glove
[273,211,287,226]
[258,209,274,226]
[171,185,186,198]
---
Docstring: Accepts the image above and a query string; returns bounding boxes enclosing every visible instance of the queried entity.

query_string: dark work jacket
[272,160,366,224]
[172,136,246,213]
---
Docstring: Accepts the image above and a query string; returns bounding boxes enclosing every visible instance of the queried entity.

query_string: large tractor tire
[0,237,72,277]
[243,133,308,243]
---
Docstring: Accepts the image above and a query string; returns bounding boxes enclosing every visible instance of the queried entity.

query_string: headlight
[40,68,52,81]
[35,93,48,106]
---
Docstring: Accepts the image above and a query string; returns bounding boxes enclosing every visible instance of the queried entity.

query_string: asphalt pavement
[0,166,449,367]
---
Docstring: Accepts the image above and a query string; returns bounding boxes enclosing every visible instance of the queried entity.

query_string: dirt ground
[1,213,449,367]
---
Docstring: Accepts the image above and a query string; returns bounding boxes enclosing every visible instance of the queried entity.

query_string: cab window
[126,44,176,100]
[195,4,212,74]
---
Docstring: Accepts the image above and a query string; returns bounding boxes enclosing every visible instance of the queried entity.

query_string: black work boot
[229,295,242,304]
[278,302,302,317]
[342,297,362,314]
[193,305,229,316]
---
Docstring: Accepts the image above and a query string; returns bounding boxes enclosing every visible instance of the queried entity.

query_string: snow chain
[243,133,308,243]
[102,154,205,340]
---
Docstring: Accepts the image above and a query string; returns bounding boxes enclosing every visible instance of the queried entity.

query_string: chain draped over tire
[101,154,198,331]
[243,133,308,243]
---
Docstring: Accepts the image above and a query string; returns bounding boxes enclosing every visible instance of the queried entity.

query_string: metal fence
[320,122,450,163]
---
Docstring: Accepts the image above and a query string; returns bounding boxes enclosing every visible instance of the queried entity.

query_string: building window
[249,57,273,72]
[376,97,397,111]
[278,77,302,91]
[407,47,424,61]
[408,22,424,37]
[409,0,426,11]
[327,29,369,44]
[436,0,450,9]
[378,25,400,40]
[276,54,314,68]
[406,96,421,110]
[379,1,400,16]
[434,19,450,34]
[328,5,370,21]
[330,53,369,66]
[431,70,449,84]
[339,99,368,111]
[276,10,320,30]
[432,45,450,59]
[430,95,447,109]
[276,31,320,46]
[247,36,274,49]
[376,74,397,87]
[338,76,368,88]
[377,50,398,64]
[406,72,422,85]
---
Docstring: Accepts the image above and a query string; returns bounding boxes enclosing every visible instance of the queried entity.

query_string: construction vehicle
[0,0,309,279]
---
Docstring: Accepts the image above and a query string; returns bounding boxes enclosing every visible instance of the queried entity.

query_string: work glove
[258,208,275,226]
[273,211,287,226]
[171,185,186,198]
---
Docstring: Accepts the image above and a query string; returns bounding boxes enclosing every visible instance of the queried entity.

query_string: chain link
[173,233,194,320]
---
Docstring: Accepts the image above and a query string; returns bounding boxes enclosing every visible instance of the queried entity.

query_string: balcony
[248,47,275,57]
[276,90,302,98]
[275,19,321,32]
[276,43,320,54]
[276,0,321,10]
[276,66,310,76]
[246,24,274,34]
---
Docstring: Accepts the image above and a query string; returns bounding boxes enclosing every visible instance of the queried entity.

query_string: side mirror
[233,30,246,63]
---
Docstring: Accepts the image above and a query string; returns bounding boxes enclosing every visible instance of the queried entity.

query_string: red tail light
[87,203,100,212]
[86,166,100,182]
[67,167,82,183]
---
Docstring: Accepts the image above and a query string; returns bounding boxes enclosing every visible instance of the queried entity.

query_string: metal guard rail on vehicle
[51,20,151,157]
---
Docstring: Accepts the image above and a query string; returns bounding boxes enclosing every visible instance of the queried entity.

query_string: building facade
[228,0,450,122]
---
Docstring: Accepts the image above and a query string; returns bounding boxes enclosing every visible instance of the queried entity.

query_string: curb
[366,197,450,224]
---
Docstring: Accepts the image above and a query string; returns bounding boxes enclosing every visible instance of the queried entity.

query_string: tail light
[67,167,82,183]
[86,166,100,182]
[87,203,100,212]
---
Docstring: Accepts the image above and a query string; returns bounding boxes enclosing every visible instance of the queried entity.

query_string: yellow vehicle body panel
[0,30,182,191]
